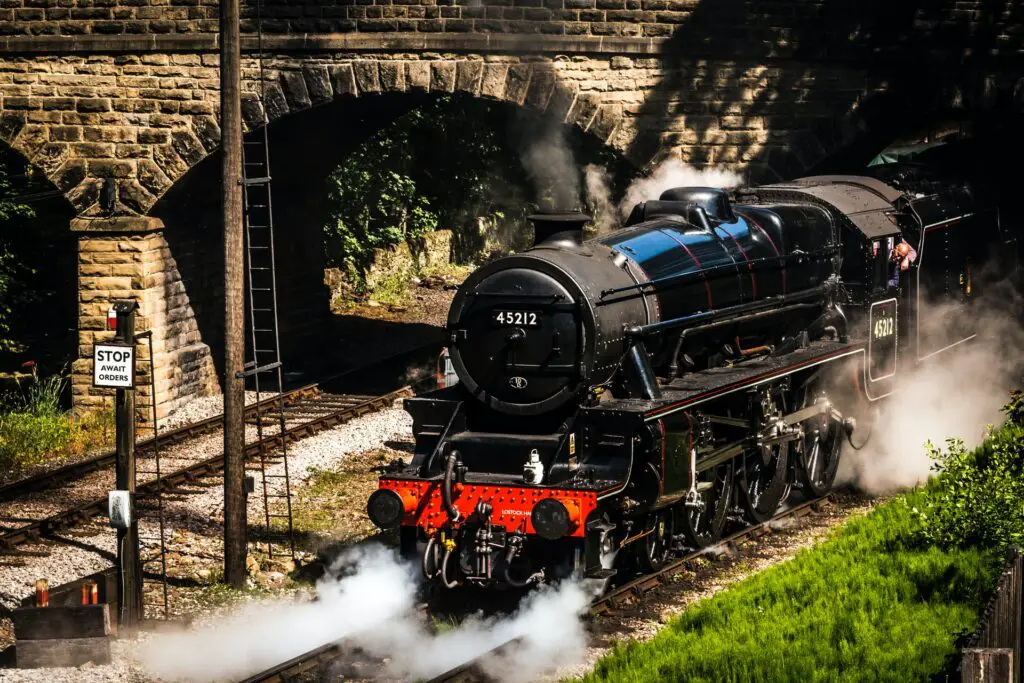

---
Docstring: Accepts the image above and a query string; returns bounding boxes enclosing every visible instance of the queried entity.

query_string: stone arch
[139,79,634,404]
[0,55,626,218]
[41,55,627,219]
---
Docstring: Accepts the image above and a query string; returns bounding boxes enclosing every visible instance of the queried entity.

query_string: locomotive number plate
[491,310,541,327]
[868,298,897,382]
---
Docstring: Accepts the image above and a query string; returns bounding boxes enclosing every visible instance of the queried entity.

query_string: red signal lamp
[107,306,118,331]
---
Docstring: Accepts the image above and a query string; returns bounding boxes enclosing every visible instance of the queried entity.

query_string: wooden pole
[113,301,141,628]
[221,0,246,589]
[962,648,1013,683]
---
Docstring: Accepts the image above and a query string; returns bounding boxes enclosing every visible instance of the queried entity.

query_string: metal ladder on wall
[134,331,170,619]
[239,57,297,560]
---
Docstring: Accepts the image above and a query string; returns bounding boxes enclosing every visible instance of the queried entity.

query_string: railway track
[0,336,442,506]
[0,386,413,553]
[239,494,832,683]
[421,637,525,683]
[591,493,830,616]
[0,386,319,504]
[236,643,341,683]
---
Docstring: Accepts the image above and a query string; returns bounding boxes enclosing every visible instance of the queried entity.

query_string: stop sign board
[93,342,135,388]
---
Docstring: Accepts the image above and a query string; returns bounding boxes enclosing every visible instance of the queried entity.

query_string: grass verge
[585,397,1024,683]
[584,494,996,682]
[273,447,401,553]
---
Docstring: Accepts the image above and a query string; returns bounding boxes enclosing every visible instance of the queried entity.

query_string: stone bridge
[0,0,1020,415]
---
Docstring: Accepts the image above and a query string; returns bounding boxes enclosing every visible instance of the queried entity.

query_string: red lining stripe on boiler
[735,210,786,295]
[660,229,714,309]
[720,227,758,300]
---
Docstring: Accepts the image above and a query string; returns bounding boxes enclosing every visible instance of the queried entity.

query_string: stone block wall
[0,50,880,220]
[71,226,219,421]
[0,0,1021,66]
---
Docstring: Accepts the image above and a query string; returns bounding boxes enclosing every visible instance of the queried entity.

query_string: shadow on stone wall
[626,0,1023,182]
[150,92,454,385]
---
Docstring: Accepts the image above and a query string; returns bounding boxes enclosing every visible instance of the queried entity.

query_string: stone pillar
[71,216,219,423]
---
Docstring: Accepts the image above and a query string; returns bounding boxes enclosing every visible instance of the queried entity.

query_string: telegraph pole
[221,0,247,589]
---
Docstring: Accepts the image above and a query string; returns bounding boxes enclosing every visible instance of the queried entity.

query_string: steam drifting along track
[238,495,831,683]
[235,643,342,683]
[0,386,413,553]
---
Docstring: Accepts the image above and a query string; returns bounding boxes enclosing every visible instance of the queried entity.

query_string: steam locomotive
[367,168,1013,589]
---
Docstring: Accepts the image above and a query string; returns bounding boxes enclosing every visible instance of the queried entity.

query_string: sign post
[95,299,141,630]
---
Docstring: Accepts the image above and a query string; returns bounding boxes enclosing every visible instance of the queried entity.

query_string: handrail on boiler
[599,246,840,300]
[624,281,834,338]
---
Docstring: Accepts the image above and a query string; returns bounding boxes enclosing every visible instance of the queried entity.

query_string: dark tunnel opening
[817,107,1024,254]
[149,92,635,399]
[0,144,77,381]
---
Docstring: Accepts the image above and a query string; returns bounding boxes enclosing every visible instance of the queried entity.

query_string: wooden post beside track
[962,649,1014,683]
[221,0,247,590]
[112,302,142,629]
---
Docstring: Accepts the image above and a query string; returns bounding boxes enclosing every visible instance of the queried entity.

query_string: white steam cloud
[583,158,745,233]
[618,158,743,218]
[584,163,616,233]
[521,127,580,212]
[140,545,592,683]
[838,279,1023,494]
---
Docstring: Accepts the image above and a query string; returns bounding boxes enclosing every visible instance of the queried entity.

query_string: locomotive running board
[586,340,865,423]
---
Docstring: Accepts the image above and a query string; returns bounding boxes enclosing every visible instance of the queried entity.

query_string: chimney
[528,212,592,247]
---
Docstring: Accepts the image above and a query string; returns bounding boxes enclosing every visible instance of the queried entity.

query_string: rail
[422,637,524,683]
[0,387,413,551]
[0,386,318,503]
[235,643,341,683]
[592,494,829,615]
[0,337,442,505]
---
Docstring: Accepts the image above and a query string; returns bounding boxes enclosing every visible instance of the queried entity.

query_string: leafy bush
[585,391,1024,683]
[325,164,439,285]
[913,392,1024,552]
[1005,388,1024,424]
[2,362,64,415]
[0,411,74,470]
[323,95,633,289]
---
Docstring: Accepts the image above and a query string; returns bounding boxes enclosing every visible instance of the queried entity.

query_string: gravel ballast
[0,401,412,682]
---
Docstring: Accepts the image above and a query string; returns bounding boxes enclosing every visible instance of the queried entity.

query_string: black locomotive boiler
[367,171,1011,589]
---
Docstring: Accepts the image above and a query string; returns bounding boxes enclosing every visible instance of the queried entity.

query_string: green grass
[370,268,414,306]
[289,465,373,536]
[419,262,473,281]
[0,370,114,474]
[585,397,1024,683]
[585,493,997,683]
